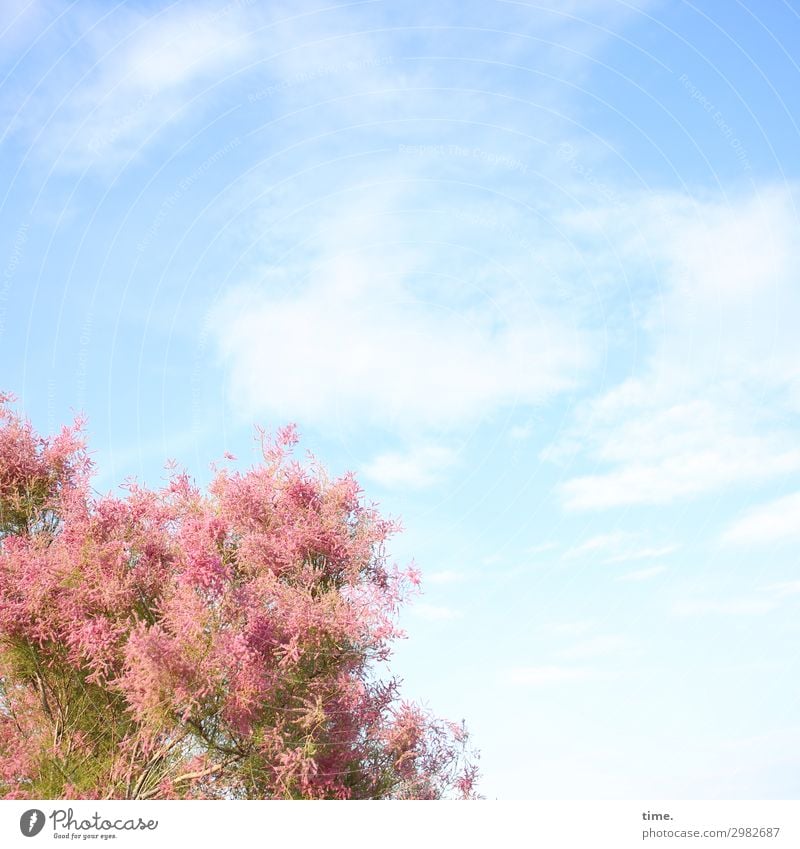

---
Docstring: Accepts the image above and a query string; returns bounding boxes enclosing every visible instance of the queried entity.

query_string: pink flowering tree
[0,393,478,799]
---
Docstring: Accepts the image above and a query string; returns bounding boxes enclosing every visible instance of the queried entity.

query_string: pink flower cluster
[0,394,478,799]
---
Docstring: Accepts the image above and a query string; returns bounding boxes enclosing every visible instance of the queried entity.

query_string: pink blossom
[0,394,478,800]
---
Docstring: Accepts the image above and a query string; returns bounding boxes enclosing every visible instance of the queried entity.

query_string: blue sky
[1,0,799,799]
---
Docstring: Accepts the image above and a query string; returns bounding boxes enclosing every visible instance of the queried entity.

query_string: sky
[1,0,799,799]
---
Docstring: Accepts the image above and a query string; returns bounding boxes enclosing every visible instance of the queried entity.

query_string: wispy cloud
[547,187,800,510]
[605,545,677,564]
[412,603,462,622]
[362,443,458,490]
[673,577,800,616]
[506,665,598,685]
[213,258,590,434]
[3,2,257,170]
[615,565,667,582]
[509,421,536,441]
[763,581,800,598]
[562,531,676,563]
[721,492,800,546]
[672,598,779,617]
[555,635,630,661]
[425,569,466,586]
[527,542,559,555]
[193,2,658,463]
[562,531,629,559]
[539,620,594,637]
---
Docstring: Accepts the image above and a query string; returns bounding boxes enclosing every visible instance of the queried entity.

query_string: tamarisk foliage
[0,393,477,799]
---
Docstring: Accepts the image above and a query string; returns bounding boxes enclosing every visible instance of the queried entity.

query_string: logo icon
[20,810,45,837]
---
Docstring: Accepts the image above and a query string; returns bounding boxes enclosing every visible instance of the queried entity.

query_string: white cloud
[507,665,596,685]
[556,635,629,660]
[763,581,800,598]
[213,163,592,438]
[215,275,588,433]
[605,545,677,563]
[672,598,778,617]
[3,3,256,170]
[509,421,536,441]
[362,443,458,489]
[563,531,676,563]
[562,531,629,559]
[561,425,800,510]
[721,492,800,545]
[425,569,465,585]
[527,542,559,555]
[540,620,594,637]
[615,565,667,582]
[190,1,677,461]
[412,603,462,622]
[673,577,800,616]
[550,186,800,510]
